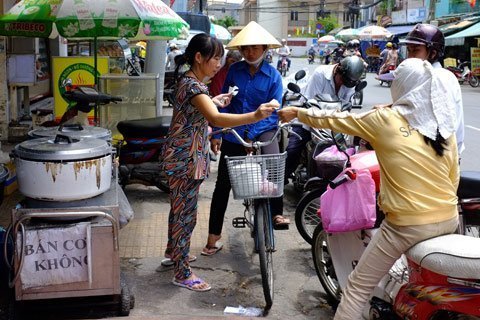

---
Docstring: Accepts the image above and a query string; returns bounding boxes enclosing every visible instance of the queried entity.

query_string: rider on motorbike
[308,44,316,63]
[279,57,460,320]
[284,56,365,184]
[276,38,291,71]
[400,23,464,154]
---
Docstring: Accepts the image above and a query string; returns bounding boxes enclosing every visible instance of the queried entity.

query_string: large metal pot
[14,134,112,201]
[28,124,111,141]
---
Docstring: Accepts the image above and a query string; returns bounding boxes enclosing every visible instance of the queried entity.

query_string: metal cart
[4,181,134,319]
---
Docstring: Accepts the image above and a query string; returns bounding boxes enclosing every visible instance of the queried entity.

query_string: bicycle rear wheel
[255,200,274,310]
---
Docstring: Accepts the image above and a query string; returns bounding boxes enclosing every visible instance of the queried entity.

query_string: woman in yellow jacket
[278,58,459,319]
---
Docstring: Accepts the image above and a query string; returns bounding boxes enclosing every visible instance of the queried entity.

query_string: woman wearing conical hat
[204,22,290,256]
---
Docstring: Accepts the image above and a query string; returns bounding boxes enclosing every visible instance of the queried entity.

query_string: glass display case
[67,39,132,74]
[98,73,160,135]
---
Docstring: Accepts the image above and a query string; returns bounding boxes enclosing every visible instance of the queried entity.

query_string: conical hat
[226,21,282,50]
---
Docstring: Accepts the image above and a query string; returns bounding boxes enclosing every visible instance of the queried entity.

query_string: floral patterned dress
[162,76,211,180]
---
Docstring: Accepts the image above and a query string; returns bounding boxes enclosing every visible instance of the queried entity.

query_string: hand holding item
[210,138,222,155]
[255,99,280,119]
[213,93,233,108]
[277,107,299,123]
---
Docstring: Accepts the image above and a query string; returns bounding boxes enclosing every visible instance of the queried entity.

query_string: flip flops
[160,255,197,267]
[201,241,223,256]
[273,215,290,230]
[172,277,211,292]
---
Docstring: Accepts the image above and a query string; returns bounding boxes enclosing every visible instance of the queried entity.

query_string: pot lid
[15,134,111,161]
[28,124,111,140]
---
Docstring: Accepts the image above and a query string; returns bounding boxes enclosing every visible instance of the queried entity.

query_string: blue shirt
[213,60,283,143]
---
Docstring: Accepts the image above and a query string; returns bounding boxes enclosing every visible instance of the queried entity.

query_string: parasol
[335,28,359,41]
[318,35,336,43]
[358,26,392,41]
[0,0,189,82]
[210,23,231,41]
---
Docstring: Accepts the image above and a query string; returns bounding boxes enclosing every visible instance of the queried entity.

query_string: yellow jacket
[298,107,459,226]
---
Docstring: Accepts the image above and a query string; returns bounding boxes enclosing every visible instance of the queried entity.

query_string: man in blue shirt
[203,22,288,256]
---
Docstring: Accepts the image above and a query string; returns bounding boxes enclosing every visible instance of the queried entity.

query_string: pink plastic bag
[319,169,376,233]
[314,145,355,162]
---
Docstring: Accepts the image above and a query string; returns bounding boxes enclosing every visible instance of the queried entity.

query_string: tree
[309,15,340,36]
[215,16,237,29]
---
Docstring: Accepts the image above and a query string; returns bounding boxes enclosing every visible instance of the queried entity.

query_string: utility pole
[427,0,435,23]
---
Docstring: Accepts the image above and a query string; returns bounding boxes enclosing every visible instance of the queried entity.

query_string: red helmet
[402,23,445,62]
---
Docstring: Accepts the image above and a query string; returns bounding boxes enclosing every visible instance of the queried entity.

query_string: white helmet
[281,38,286,43]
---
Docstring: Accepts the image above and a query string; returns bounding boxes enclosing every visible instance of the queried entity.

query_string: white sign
[407,7,426,23]
[19,223,92,289]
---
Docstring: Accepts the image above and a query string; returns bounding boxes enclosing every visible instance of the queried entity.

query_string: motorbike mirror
[294,70,306,81]
[287,82,301,94]
[355,80,367,92]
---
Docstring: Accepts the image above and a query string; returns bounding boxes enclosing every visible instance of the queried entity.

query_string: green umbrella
[0,0,189,39]
[0,0,189,121]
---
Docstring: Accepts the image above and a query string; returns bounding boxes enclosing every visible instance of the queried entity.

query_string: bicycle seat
[117,117,171,138]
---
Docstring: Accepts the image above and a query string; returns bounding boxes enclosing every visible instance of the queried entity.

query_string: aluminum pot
[28,124,111,141]
[14,134,112,201]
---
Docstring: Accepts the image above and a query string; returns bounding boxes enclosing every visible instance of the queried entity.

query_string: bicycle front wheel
[255,200,274,310]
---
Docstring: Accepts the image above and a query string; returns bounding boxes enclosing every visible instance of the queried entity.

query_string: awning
[446,21,480,39]
[386,25,415,36]
[441,18,480,36]
[445,20,480,46]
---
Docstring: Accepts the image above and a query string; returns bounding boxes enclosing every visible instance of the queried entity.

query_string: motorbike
[308,53,315,64]
[265,50,273,64]
[59,80,171,194]
[288,81,368,244]
[312,165,480,317]
[446,61,479,87]
[277,54,289,77]
[116,117,171,193]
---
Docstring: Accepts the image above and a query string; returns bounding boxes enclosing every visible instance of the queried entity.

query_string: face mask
[244,51,265,68]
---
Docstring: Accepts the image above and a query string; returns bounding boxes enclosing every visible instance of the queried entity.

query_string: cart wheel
[118,276,133,316]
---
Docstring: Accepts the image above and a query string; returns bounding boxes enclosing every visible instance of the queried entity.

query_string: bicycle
[211,123,299,312]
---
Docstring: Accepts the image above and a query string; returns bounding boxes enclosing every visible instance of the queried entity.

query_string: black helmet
[346,40,356,50]
[339,56,364,88]
[402,23,445,62]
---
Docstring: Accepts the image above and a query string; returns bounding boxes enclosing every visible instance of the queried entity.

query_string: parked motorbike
[116,117,171,193]
[289,81,368,244]
[312,166,480,316]
[446,61,479,87]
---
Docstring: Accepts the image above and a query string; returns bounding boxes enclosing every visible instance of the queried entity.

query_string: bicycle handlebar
[210,122,302,148]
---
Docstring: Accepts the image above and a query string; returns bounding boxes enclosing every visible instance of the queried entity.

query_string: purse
[319,168,377,233]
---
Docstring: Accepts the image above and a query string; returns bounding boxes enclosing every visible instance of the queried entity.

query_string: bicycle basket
[226,152,287,200]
